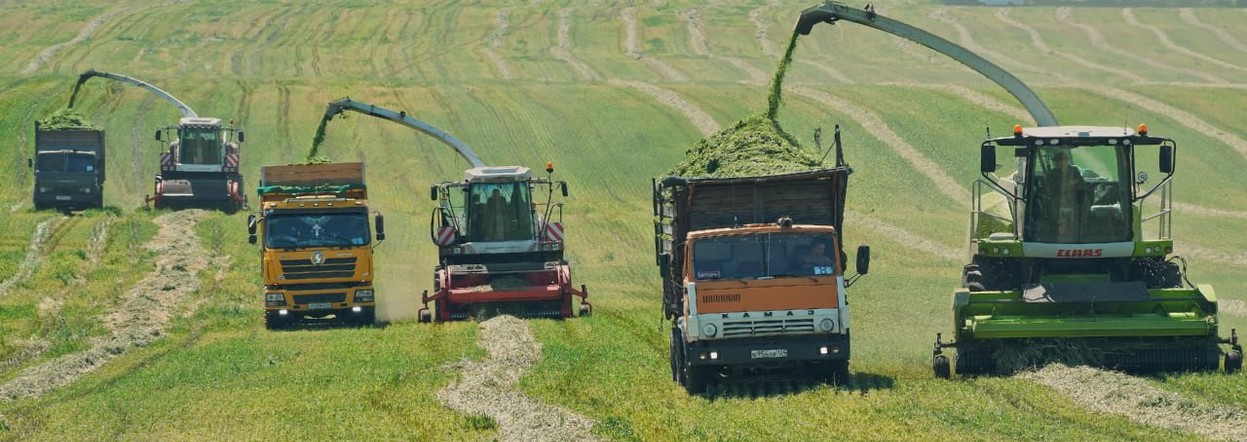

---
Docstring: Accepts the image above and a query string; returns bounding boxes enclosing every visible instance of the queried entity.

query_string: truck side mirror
[856,245,871,275]
[27,158,33,169]
[1160,145,1174,174]
[237,131,245,143]
[561,182,569,197]
[375,214,386,241]
[246,214,258,244]
[430,185,439,201]
[980,145,996,174]
[155,130,162,141]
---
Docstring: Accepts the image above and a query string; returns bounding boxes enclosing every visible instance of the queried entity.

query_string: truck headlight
[265,293,286,306]
[702,322,718,338]
[354,289,374,303]
[820,318,835,332]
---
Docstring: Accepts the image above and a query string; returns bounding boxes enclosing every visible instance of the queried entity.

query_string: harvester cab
[933,124,1242,377]
[151,117,247,213]
[421,161,589,322]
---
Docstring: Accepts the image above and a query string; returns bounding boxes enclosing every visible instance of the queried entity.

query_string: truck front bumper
[684,333,850,366]
[264,286,375,315]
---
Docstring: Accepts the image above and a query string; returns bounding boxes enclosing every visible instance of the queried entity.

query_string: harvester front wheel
[1226,351,1243,373]
[933,355,951,379]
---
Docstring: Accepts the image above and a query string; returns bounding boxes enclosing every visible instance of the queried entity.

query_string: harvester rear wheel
[933,355,951,379]
[1226,351,1243,373]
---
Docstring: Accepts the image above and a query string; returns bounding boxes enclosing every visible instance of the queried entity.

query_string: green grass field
[2,1,1247,440]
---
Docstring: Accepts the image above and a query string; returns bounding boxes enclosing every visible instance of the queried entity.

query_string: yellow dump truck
[247,162,385,329]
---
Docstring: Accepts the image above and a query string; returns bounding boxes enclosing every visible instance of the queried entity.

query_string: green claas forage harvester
[933,124,1242,377]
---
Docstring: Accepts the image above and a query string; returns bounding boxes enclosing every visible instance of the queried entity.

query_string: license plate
[55,196,71,201]
[751,349,788,359]
[308,302,332,310]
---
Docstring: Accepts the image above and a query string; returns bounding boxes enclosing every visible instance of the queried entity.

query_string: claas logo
[1056,249,1103,258]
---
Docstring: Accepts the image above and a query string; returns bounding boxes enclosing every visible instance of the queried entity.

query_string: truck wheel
[264,312,286,330]
[669,329,680,383]
[827,361,850,386]
[934,354,951,379]
[356,309,376,327]
[683,364,707,395]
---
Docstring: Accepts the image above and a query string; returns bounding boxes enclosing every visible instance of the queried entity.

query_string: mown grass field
[1,1,1246,440]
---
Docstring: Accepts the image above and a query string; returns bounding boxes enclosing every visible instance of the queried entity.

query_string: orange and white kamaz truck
[247,162,385,329]
[654,163,869,394]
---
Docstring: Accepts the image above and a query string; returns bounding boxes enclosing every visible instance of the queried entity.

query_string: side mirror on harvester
[561,182,569,197]
[375,214,386,241]
[155,130,162,141]
[856,245,871,275]
[1160,145,1174,174]
[980,144,996,174]
[237,131,245,143]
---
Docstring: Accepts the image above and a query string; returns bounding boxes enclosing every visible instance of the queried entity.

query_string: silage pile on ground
[438,315,599,441]
[665,114,823,178]
[1019,364,1247,441]
[37,108,101,130]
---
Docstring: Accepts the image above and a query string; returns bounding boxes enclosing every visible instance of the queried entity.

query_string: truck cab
[248,162,384,329]
[30,124,105,212]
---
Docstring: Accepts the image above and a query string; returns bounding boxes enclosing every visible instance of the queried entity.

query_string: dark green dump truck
[30,122,106,212]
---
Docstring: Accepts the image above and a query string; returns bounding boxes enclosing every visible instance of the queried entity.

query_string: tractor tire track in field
[844,210,960,261]
[0,218,65,297]
[994,9,1146,84]
[1174,202,1247,219]
[1122,9,1247,74]
[0,210,209,402]
[1179,9,1247,55]
[609,79,718,136]
[621,7,687,82]
[483,9,516,81]
[552,9,598,81]
[1174,241,1247,267]
[1019,365,1247,441]
[23,7,133,74]
[684,8,768,84]
[438,316,599,442]
[1220,300,1247,318]
[1055,7,1227,84]
[789,85,969,203]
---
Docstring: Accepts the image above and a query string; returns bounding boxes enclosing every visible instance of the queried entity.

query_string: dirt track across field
[438,315,599,442]
[0,210,208,401]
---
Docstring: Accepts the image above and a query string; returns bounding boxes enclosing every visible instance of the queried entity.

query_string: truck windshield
[692,232,837,281]
[265,213,370,249]
[1023,145,1132,243]
[36,153,96,172]
[466,181,535,242]
[178,126,221,165]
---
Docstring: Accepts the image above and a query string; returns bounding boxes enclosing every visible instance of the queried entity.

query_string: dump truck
[30,122,105,212]
[654,161,869,394]
[932,125,1243,377]
[247,162,385,329]
[69,69,247,212]
[311,97,590,322]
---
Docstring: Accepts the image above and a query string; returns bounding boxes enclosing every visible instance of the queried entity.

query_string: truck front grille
[280,257,357,280]
[293,293,347,304]
[722,318,815,337]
